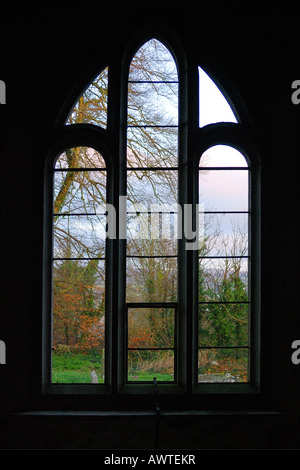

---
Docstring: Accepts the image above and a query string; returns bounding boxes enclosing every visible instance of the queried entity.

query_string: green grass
[52,352,104,384]
[128,372,174,382]
[52,370,99,383]
[52,352,174,383]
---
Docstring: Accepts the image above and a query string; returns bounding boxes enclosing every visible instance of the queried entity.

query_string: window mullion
[183,64,200,393]
[107,58,127,394]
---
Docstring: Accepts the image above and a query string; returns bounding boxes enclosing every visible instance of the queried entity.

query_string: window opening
[127,304,177,383]
[198,145,250,383]
[66,67,109,128]
[126,39,179,383]
[45,33,259,397]
[199,66,237,127]
[52,147,106,384]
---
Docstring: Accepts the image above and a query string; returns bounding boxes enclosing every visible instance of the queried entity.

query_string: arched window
[66,67,109,128]
[198,67,237,126]
[126,39,178,383]
[198,145,250,383]
[44,32,260,402]
[51,147,107,383]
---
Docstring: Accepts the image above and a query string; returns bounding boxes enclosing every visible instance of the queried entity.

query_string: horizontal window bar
[127,211,178,215]
[53,168,106,172]
[127,125,178,128]
[54,210,178,216]
[198,255,249,259]
[126,302,176,308]
[128,80,178,84]
[53,257,105,261]
[199,167,249,171]
[199,210,249,214]
[54,212,106,217]
[198,346,249,349]
[52,210,255,217]
[126,255,177,259]
[127,166,178,171]
[128,348,175,351]
[127,380,175,384]
[199,301,250,304]
[127,210,248,215]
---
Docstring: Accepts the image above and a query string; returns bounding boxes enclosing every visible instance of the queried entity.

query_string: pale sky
[199,66,237,127]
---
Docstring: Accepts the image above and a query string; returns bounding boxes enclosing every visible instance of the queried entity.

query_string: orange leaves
[128,329,153,348]
[75,314,104,353]
[207,358,248,382]
[53,284,105,352]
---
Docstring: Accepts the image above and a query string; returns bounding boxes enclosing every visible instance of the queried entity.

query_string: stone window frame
[42,25,261,409]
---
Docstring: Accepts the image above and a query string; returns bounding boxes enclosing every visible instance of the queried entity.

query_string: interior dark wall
[0,3,299,449]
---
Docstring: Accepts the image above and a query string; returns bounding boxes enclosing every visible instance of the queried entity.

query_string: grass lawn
[53,351,247,383]
[52,351,174,383]
[52,352,104,383]
[127,372,174,382]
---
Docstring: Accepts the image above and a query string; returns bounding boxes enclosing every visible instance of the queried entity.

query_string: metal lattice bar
[199,166,249,170]
[199,301,250,304]
[128,80,178,84]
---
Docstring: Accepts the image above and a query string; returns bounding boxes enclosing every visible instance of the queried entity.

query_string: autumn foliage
[53,261,105,354]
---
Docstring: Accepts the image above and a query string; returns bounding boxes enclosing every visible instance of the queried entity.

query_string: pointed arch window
[66,67,109,127]
[126,39,179,383]
[44,32,260,402]
[198,145,250,383]
[199,66,237,127]
[51,147,107,384]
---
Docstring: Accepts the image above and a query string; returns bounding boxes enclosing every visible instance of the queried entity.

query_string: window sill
[12,409,285,418]
[43,382,259,395]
